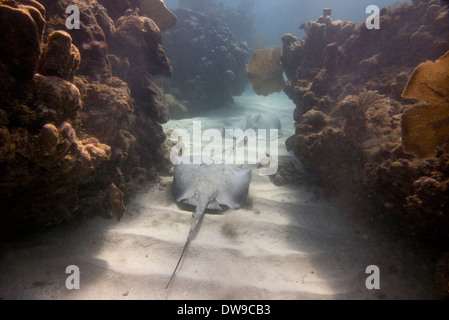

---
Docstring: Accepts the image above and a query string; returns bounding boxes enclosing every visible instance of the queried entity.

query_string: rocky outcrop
[109,11,172,123]
[280,0,449,297]
[0,0,174,240]
[39,0,115,81]
[0,0,45,80]
[38,30,81,82]
[282,1,449,239]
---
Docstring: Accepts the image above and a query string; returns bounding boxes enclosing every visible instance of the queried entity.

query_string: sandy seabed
[0,89,436,299]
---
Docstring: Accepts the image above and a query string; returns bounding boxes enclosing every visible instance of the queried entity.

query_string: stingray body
[223,113,283,144]
[166,156,252,288]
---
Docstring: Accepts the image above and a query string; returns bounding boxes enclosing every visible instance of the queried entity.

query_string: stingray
[223,113,283,145]
[166,156,252,289]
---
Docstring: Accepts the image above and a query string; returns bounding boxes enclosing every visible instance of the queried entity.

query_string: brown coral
[401,50,449,158]
[38,123,59,155]
[32,74,82,122]
[401,103,449,159]
[113,13,173,77]
[39,0,114,80]
[139,0,177,33]
[0,1,45,79]
[38,31,81,82]
[282,2,449,251]
[107,183,126,222]
[0,0,171,240]
[246,46,284,96]
[402,50,449,104]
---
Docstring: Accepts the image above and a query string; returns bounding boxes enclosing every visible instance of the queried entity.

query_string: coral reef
[281,2,449,242]
[107,183,126,221]
[401,50,449,158]
[0,1,45,80]
[110,11,172,123]
[246,46,284,96]
[0,0,173,240]
[39,0,115,81]
[165,93,189,119]
[157,7,250,114]
[178,0,255,44]
[279,2,449,296]
[38,30,81,82]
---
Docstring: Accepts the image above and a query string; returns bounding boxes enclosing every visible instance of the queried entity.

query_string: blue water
[164,0,411,46]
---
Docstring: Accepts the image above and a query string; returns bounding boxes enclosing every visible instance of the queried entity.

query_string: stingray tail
[213,135,243,160]
[165,197,208,289]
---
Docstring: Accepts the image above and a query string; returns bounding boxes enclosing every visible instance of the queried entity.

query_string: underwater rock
[73,137,112,172]
[58,121,77,144]
[299,110,328,133]
[92,1,116,41]
[0,1,45,80]
[322,8,332,17]
[39,0,113,80]
[246,46,285,96]
[270,158,304,187]
[113,13,172,77]
[55,122,111,172]
[281,34,303,81]
[0,115,112,239]
[107,183,126,221]
[75,76,134,148]
[282,1,449,247]
[108,54,130,81]
[0,61,17,103]
[97,0,138,21]
[0,0,169,240]
[145,78,170,123]
[32,74,82,122]
[38,31,81,82]
[38,123,59,155]
[109,12,173,125]
[165,93,188,119]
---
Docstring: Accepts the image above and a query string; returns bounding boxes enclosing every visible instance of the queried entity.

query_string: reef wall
[282,0,449,236]
[281,0,449,296]
[0,0,174,240]
[280,0,449,296]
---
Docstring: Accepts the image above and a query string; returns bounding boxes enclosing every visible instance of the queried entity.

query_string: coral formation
[107,183,126,222]
[246,46,285,96]
[278,2,449,295]
[0,0,45,79]
[165,93,189,119]
[280,2,449,242]
[0,0,174,240]
[39,0,115,80]
[401,50,449,158]
[38,31,81,82]
[110,11,172,123]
